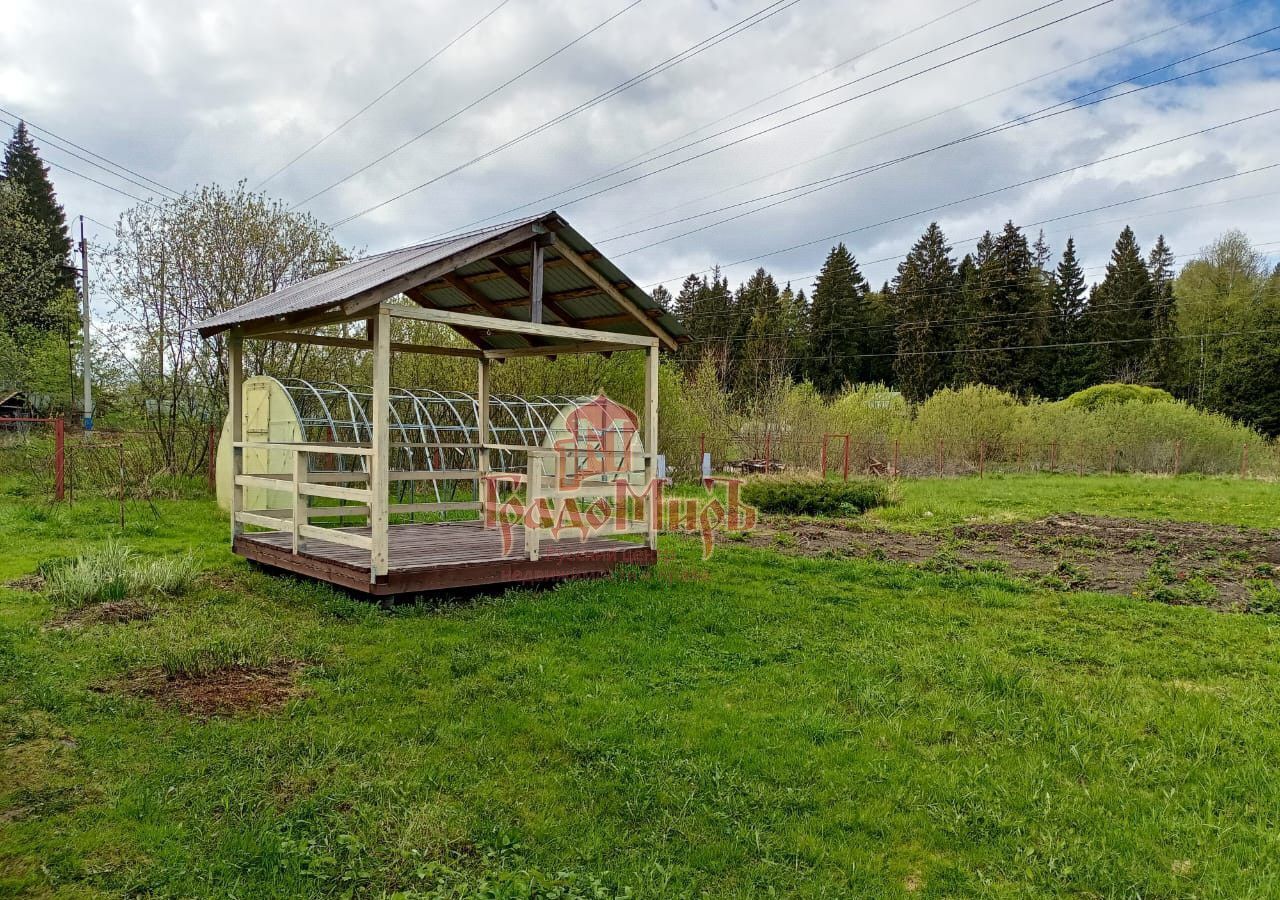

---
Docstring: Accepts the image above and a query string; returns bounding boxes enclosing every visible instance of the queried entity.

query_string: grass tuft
[42,539,198,608]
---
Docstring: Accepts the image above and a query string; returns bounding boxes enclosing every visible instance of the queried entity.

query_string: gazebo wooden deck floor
[234,522,656,596]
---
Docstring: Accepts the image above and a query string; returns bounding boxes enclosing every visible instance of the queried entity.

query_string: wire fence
[686,429,1277,482]
[0,420,217,507]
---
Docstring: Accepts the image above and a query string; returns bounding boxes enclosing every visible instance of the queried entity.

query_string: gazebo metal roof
[196,211,686,350]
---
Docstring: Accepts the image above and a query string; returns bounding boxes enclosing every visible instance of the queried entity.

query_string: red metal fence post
[936,440,944,477]
[1049,440,1059,471]
[842,434,850,482]
[1172,439,1183,476]
[892,438,900,478]
[820,434,828,479]
[1241,443,1249,479]
[764,431,772,474]
[53,418,65,501]
[977,441,986,478]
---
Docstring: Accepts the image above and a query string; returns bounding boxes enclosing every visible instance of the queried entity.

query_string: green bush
[43,539,199,607]
[1063,383,1175,410]
[741,476,895,517]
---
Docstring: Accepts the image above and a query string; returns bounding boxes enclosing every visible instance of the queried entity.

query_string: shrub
[43,539,199,608]
[909,385,1023,460]
[1063,383,1175,410]
[741,476,895,517]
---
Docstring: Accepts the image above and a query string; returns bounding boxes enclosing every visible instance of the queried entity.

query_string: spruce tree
[958,222,1048,393]
[1045,236,1089,397]
[892,222,957,401]
[807,243,870,395]
[735,268,784,394]
[1092,226,1154,381]
[1146,234,1177,386]
[2,122,73,294]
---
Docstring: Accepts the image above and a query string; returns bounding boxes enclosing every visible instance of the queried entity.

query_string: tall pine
[1091,226,1154,381]
[892,222,957,401]
[1045,237,1089,397]
[2,122,73,297]
[806,243,870,395]
[956,222,1048,393]
[1146,234,1177,387]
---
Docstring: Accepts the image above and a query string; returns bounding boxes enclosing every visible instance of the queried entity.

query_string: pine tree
[956,222,1049,393]
[735,268,784,394]
[673,268,734,385]
[1045,236,1089,397]
[1092,226,1154,381]
[892,222,957,401]
[1032,229,1052,273]
[1146,234,1177,387]
[807,243,870,395]
[2,122,73,295]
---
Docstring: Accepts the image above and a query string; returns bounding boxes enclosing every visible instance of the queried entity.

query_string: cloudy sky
[3,0,1277,313]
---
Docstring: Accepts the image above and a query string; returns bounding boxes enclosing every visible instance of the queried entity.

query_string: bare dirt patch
[50,600,154,629]
[5,573,44,592]
[118,661,302,718]
[745,514,1280,611]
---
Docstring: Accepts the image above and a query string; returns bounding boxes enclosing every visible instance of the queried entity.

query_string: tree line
[666,220,1280,435]
[3,119,1278,451]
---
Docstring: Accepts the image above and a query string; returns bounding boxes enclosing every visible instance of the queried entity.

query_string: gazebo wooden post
[369,306,391,580]
[644,342,659,551]
[228,329,244,542]
[477,356,491,519]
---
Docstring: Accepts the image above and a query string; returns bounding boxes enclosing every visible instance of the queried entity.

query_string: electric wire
[291,0,648,210]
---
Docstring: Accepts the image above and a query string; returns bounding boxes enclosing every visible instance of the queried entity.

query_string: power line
[430,0,1112,233]
[650,174,1280,294]
[605,37,1280,254]
[329,0,804,228]
[291,0,648,210]
[255,0,517,188]
[642,112,1280,287]
[603,0,989,180]
[600,0,1251,237]
[681,237,1280,345]
[728,326,1280,363]
[756,189,1280,292]
[0,109,177,199]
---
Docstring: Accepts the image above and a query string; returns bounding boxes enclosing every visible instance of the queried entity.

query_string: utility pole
[79,215,93,430]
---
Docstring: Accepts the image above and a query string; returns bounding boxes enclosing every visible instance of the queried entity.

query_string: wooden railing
[233,442,376,557]
[232,440,656,574]
[481,449,654,562]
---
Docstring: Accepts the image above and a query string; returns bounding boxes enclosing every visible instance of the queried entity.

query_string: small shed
[197,211,686,595]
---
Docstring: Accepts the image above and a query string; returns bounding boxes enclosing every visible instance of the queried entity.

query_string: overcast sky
[3,0,1277,314]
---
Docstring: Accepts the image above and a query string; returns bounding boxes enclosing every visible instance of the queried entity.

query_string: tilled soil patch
[115,661,302,718]
[744,513,1280,611]
[50,600,154,629]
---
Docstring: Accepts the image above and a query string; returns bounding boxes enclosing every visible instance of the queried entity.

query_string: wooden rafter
[551,238,677,349]
[488,257,583,327]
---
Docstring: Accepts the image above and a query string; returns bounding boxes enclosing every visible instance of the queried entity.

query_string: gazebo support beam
[252,331,484,358]
[386,303,658,348]
[369,307,391,580]
[228,329,244,541]
[550,238,678,350]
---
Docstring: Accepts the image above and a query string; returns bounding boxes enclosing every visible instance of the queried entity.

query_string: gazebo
[197,211,686,596]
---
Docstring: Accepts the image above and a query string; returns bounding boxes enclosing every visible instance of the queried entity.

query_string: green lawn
[2,476,1279,897]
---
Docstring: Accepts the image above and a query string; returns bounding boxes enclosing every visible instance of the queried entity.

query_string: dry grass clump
[42,540,198,608]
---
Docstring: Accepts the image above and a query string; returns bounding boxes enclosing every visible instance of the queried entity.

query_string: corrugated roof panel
[196,211,687,346]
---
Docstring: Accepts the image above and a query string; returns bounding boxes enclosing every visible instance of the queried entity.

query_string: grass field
[2,475,1280,897]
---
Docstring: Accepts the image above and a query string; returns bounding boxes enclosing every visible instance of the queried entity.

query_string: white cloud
[2,0,1276,314]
